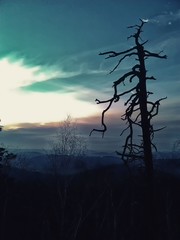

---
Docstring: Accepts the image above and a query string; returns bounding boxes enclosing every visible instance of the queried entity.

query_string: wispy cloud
[148,9,180,26]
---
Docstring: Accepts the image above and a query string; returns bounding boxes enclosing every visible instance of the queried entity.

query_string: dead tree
[90,19,167,180]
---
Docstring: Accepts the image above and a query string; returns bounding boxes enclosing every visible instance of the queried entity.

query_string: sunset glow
[0,0,179,152]
[0,57,99,126]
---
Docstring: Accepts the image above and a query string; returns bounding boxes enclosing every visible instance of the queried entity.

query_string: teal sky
[0,0,180,153]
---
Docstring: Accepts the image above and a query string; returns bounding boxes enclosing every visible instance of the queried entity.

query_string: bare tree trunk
[138,43,155,239]
[137,44,154,181]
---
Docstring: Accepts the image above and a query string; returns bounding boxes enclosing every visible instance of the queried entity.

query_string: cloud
[0,113,130,153]
[0,0,123,68]
[2,110,179,153]
[21,72,108,93]
[0,56,50,88]
[0,56,101,126]
[1,124,57,150]
[0,50,127,127]
[148,9,180,26]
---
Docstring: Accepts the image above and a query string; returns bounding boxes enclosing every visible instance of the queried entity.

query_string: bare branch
[117,86,137,98]
[99,46,137,58]
[146,76,156,80]
[124,92,138,106]
[89,99,114,137]
[109,52,137,74]
[144,50,167,59]
[153,126,166,132]
[148,97,167,119]
[113,71,139,86]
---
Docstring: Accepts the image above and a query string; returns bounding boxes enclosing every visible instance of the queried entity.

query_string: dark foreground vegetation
[0,164,180,240]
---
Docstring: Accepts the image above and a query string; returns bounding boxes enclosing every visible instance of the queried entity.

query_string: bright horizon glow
[0,57,99,126]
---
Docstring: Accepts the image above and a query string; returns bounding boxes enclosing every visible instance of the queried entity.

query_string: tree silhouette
[0,123,16,168]
[48,115,86,173]
[90,19,167,180]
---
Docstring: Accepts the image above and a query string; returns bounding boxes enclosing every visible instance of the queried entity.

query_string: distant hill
[2,150,180,179]
[8,151,122,174]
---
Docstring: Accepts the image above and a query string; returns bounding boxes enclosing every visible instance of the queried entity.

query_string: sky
[0,0,180,154]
